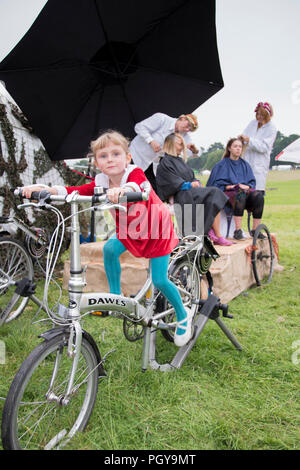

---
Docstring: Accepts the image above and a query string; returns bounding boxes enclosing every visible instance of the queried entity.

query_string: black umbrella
[0,0,223,161]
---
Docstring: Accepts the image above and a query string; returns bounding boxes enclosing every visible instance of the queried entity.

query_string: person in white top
[239,102,277,191]
[129,112,199,192]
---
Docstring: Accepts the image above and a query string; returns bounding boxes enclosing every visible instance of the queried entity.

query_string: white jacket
[242,119,277,190]
[129,112,193,173]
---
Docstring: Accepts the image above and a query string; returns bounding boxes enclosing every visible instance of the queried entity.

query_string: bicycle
[250,223,274,287]
[223,205,275,287]
[1,188,242,450]
[0,215,49,325]
[0,199,117,326]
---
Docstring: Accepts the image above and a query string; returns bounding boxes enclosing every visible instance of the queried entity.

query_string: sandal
[214,236,233,246]
[174,308,194,347]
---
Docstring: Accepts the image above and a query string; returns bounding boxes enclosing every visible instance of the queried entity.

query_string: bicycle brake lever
[17,202,39,210]
[94,203,126,212]
[111,204,127,212]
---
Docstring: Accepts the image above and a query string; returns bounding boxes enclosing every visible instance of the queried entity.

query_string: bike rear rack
[143,294,242,372]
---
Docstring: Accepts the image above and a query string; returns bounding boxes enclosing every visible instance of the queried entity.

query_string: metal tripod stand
[143,294,242,372]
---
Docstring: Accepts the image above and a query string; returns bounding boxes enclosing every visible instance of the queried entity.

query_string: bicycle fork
[46,320,82,406]
[46,197,86,405]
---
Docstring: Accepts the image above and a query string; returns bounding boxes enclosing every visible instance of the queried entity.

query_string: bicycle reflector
[90,311,109,317]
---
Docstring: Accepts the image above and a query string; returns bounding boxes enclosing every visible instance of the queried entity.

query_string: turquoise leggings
[103,234,187,327]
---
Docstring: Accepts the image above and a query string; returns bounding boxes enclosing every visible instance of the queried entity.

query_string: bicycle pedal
[223,313,234,319]
[15,278,36,297]
[90,311,109,317]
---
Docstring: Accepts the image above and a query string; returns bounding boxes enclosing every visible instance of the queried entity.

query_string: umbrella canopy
[275,138,300,164]
[0,0,223,161]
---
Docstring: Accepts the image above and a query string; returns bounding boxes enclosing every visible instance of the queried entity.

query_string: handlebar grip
[119,192,144,203]
[31,191,45,201]
[13,188,23,197]
[14,188,52,202]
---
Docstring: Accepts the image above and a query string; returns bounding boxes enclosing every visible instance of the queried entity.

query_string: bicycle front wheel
[0,237,34,324]
[2,331,101,450]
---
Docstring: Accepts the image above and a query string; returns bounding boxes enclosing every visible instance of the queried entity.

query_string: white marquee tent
[275,138,300,164]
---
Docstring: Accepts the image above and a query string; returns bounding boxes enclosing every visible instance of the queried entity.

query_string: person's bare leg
[252,218,261,231]
[210,212,233,245]
[233,216,243,231]
[211,212,222,237]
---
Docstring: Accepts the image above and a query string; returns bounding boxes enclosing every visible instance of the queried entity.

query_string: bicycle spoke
[0,238,34,323]
[2,335,101,449]
[7,246,20,275]
[19,402,58,446]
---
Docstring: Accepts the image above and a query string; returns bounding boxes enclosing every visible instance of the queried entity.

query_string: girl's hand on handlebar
[21,185,58,199]
[106,187,128,204]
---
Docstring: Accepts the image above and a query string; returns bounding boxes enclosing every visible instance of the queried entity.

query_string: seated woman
[156,133,232,246]
[206,137,265,240]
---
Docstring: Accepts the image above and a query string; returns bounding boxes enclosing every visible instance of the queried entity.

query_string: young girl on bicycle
[21,130,193,347]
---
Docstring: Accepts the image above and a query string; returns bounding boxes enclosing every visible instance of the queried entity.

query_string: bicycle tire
[0,237,34,324]
[2,331,101,450]
[251,224,274,287]
[158,256,201,343]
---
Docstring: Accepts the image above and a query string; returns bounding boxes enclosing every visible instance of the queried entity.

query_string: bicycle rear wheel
[0,237,34,324]
[158,256,201,343]
[251,224,274,286]
[1,331,102,450]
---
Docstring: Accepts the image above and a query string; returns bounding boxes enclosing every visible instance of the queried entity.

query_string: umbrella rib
[93,81,105,138]
[93,0,137,125]
[116,2,190,76]
[121,0,193,74]
[0,62,86,74]
[110,0,219,84]
[93,61,223,88]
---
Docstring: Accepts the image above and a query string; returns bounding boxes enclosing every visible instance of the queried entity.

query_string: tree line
[188,132,300,172]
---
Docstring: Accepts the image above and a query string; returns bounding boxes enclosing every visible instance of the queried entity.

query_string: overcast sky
[0,0,299,151]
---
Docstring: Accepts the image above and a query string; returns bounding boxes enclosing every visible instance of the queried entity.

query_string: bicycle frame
[37,190,167,392]
[61,191,176,383]
[0,215,48,246]
[64,190,188,326]
[42,188,214,389]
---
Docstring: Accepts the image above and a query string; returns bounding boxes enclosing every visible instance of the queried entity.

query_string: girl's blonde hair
[163,133,187,161]
[91,130,130,155]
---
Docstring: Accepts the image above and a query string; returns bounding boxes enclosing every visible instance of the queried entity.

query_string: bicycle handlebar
[14,188,150,205]
[14,188,54,202]
[119,192,148,203]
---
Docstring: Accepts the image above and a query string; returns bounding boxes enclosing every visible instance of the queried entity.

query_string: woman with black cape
[156,133,232,245]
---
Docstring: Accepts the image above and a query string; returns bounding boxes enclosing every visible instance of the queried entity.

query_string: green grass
[1,170,300,450]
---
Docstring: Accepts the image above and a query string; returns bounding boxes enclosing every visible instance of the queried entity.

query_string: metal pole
[214,317,243,350]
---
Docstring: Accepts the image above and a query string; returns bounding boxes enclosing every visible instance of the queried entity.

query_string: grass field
[0,170,300,450]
